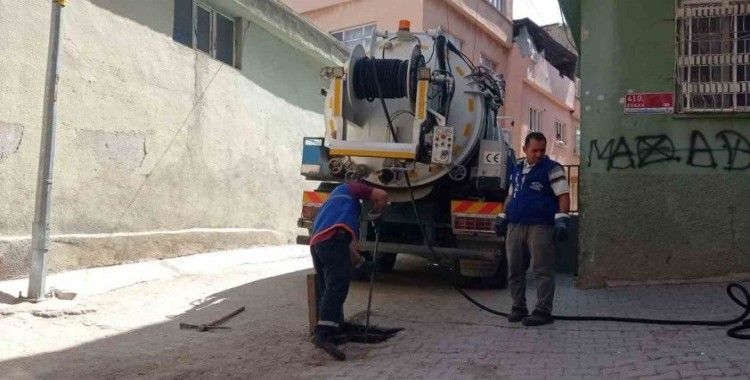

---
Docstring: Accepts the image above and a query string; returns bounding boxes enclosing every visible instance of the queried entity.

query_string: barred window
[676,0,750,113]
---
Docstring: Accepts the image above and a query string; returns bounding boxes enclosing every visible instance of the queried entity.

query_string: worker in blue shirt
[309,180,389,360]
[495,132,571,326]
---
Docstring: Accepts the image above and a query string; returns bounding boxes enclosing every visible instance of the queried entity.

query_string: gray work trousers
[505,223,556,314]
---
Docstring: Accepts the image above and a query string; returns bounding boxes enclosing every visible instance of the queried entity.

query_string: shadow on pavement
[0,255,458,379]
[0,292,19,305]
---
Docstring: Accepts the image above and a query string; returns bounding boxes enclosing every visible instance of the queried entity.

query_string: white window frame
[487,0,506,14]
[193,1,236,66]
[555,120,567,144]
[528,107,542,132]
[676,0,750,113]
[331,23,376,52]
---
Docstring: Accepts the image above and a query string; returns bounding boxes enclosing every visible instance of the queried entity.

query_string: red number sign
[624,92,674,114]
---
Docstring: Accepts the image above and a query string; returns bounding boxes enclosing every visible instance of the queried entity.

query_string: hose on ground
[369,38,750,340]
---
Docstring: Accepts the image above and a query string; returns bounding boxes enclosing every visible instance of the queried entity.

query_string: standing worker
[309,179,389,360]
[495,132,571,326]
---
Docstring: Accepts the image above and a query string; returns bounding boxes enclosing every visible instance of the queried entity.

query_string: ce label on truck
[483,152,502,164]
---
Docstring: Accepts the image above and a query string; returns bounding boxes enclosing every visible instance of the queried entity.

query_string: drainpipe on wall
[27,0,66,301]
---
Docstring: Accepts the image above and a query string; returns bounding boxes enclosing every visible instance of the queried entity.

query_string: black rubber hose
[413,187,750,338]
[435,35,447,72]
[370,60,400,143]
[353,58,409,100]
[367,43,750,340]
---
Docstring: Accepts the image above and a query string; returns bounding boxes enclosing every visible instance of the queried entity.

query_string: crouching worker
[309,179,389,360]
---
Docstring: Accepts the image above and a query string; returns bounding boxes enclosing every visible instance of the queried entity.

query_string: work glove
[356,259,379,275]
[494,213,508,238]
[554,213,571,242]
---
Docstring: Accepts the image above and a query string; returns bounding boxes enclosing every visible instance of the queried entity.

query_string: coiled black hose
[353,58,409,100]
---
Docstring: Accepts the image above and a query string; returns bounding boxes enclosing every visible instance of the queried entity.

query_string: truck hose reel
[352,54,425,103]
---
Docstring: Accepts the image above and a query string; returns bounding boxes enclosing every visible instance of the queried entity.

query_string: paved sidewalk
[1,246,748,379]
[301,275,750,379]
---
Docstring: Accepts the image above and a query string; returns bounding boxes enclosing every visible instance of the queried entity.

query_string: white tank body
[322,29,507,200]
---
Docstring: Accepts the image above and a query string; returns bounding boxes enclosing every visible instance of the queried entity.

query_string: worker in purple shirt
[495,132,571,327]
[309,180,389,360]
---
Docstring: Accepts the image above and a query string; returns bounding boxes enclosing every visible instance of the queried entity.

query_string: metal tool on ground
[179,306,246,332]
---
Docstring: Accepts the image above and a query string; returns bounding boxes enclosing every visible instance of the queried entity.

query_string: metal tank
[315,24,512,202]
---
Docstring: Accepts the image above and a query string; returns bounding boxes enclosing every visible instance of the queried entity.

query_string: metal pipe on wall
[28,0,66,301]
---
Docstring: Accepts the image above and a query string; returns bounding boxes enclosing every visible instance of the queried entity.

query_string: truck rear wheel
[482,257,508,289]
[375,252,397,273]
[352,251,397,280]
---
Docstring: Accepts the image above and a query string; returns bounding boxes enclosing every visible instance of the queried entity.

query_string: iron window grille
[676,0,750,112]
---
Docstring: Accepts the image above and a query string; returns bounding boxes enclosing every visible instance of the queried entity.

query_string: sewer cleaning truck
[297,21,515,288]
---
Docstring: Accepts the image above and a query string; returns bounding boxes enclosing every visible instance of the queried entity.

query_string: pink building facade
[506,20,580,165]
[283,0,580,167]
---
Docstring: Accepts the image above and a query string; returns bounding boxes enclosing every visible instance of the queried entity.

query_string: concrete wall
[0,0,346,280]
[575,0,750,287]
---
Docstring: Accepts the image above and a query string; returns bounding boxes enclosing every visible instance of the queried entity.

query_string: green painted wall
[559,0,581,50]
[573,0,750,287]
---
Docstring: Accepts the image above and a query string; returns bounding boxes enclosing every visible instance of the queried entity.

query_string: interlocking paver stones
[304,275,750,379]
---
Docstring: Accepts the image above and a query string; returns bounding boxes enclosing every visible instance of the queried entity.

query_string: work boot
[507,307,529,323]
[522,309,553,327]
[310,334,346,361]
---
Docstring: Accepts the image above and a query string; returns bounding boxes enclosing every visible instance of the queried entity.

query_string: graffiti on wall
[589,130,750,171]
